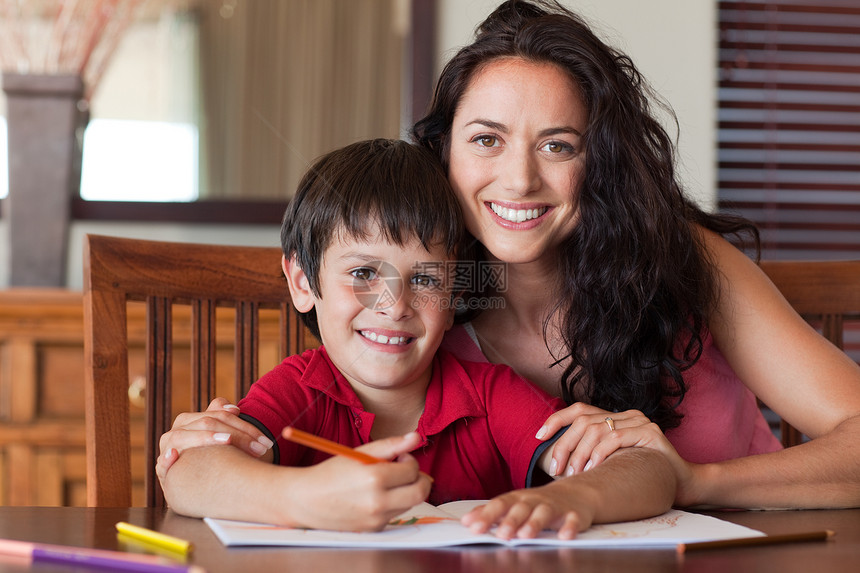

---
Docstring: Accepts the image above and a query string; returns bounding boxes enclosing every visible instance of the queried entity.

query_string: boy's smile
[289,227,456,406]
[359,328,414,348]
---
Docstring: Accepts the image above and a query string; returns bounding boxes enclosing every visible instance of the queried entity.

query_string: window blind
[718,1,860,363]
[717,0,860,260]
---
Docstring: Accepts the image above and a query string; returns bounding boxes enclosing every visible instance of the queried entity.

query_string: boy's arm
[161,433,432,531]
[463,447,676,540]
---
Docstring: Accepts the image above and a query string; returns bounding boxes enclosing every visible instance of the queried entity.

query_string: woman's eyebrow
[464,118,508,132]
[539,126,582,137]
[464,119,581,137]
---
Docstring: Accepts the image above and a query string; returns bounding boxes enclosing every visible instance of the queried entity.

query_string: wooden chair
[83,234,313,507]
[759,260,860,447]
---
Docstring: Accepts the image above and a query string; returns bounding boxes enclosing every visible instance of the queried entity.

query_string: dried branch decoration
[0,0,146,99]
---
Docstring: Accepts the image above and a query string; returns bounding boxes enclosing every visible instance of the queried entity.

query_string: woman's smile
[488,201,551,226]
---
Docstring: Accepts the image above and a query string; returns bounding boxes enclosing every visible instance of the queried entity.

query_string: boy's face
[301,227,456,399]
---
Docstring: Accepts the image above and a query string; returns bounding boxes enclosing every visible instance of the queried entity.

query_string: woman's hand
[537,403,698,505]
[156,398,273,481]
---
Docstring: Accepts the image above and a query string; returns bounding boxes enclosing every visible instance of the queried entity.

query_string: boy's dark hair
[280,138,464,339]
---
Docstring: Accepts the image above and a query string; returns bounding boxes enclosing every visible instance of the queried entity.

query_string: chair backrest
[83,234,313,507]
[82,239,856,502]
[759,260,860,447]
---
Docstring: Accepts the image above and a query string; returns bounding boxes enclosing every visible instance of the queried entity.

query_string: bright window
[0,117,197,202]
[80,119,198,202]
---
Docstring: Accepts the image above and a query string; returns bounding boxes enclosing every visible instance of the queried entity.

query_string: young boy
[161,139,674,539]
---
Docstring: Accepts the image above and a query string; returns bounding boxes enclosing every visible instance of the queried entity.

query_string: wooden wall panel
[0,289,308,506]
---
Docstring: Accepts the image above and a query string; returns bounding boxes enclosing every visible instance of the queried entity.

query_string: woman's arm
[161,433,432,531]
[686,230,860,509]
[156,398,274,482]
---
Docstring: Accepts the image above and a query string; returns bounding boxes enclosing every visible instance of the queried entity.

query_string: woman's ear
[282,254,316,313]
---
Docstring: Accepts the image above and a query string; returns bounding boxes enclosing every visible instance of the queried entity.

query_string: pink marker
[0,538,205,573]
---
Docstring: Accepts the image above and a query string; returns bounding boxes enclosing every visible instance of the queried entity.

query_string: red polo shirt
[238,347,566,505]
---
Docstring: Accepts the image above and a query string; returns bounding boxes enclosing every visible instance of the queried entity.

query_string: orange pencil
[677,530,834,554]
[281,426,433,482]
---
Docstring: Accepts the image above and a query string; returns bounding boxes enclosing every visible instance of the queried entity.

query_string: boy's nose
[377,288,415,321]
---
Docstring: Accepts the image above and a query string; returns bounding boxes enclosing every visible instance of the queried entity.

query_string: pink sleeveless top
[440,323,782,463]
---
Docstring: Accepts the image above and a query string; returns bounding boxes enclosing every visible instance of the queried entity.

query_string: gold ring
[604,416,615,431]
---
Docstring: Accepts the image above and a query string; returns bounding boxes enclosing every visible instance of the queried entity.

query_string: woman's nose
[500,148,540,195]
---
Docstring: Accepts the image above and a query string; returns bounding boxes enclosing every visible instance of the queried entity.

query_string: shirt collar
[301,347,487,438]
[417,350,487,437]
[301,347,365,410]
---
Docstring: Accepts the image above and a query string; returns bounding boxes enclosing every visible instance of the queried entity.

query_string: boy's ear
[282,254,316,313]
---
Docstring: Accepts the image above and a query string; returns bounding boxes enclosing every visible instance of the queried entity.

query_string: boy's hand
[288,432,432,531]
[459,479,593,540]
[156,398,273,481]
[462,448,677,540]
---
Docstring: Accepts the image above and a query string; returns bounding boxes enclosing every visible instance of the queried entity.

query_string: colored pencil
[0,538,205,573]
[677,530,834,554]
[283,427,381,464]
[117,533,189,563]
[116,522,193,555]
[281,426,434,482]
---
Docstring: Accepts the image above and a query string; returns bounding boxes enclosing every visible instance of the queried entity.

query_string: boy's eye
[411,274,441,288]
[350,267,377,281]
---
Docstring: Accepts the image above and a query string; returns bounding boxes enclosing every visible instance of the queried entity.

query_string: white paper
[204,501,765,549]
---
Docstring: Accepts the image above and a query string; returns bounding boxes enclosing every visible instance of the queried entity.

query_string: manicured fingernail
[223,404,240,412]
[549,458,558,476]
[165,448,176,461]
[257,435,274,449]
[584,459,593,472]
[564,465,575,477]
[213,432,230,443]
[249,441,267,455]
[535,425,548,439]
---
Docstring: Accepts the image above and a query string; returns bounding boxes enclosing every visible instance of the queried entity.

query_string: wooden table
[0,506,857,572]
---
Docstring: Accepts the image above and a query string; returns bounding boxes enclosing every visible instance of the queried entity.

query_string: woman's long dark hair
[412,0,759,430]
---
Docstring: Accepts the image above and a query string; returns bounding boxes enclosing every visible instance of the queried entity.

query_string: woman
[412,0,860,510]
[160,0,860,513]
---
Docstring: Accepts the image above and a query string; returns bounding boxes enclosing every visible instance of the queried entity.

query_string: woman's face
[448,58,586,265]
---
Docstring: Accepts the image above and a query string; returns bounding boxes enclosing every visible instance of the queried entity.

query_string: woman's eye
[350,268,377,281]
[542,141,574,154]
[473,135,499,148]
